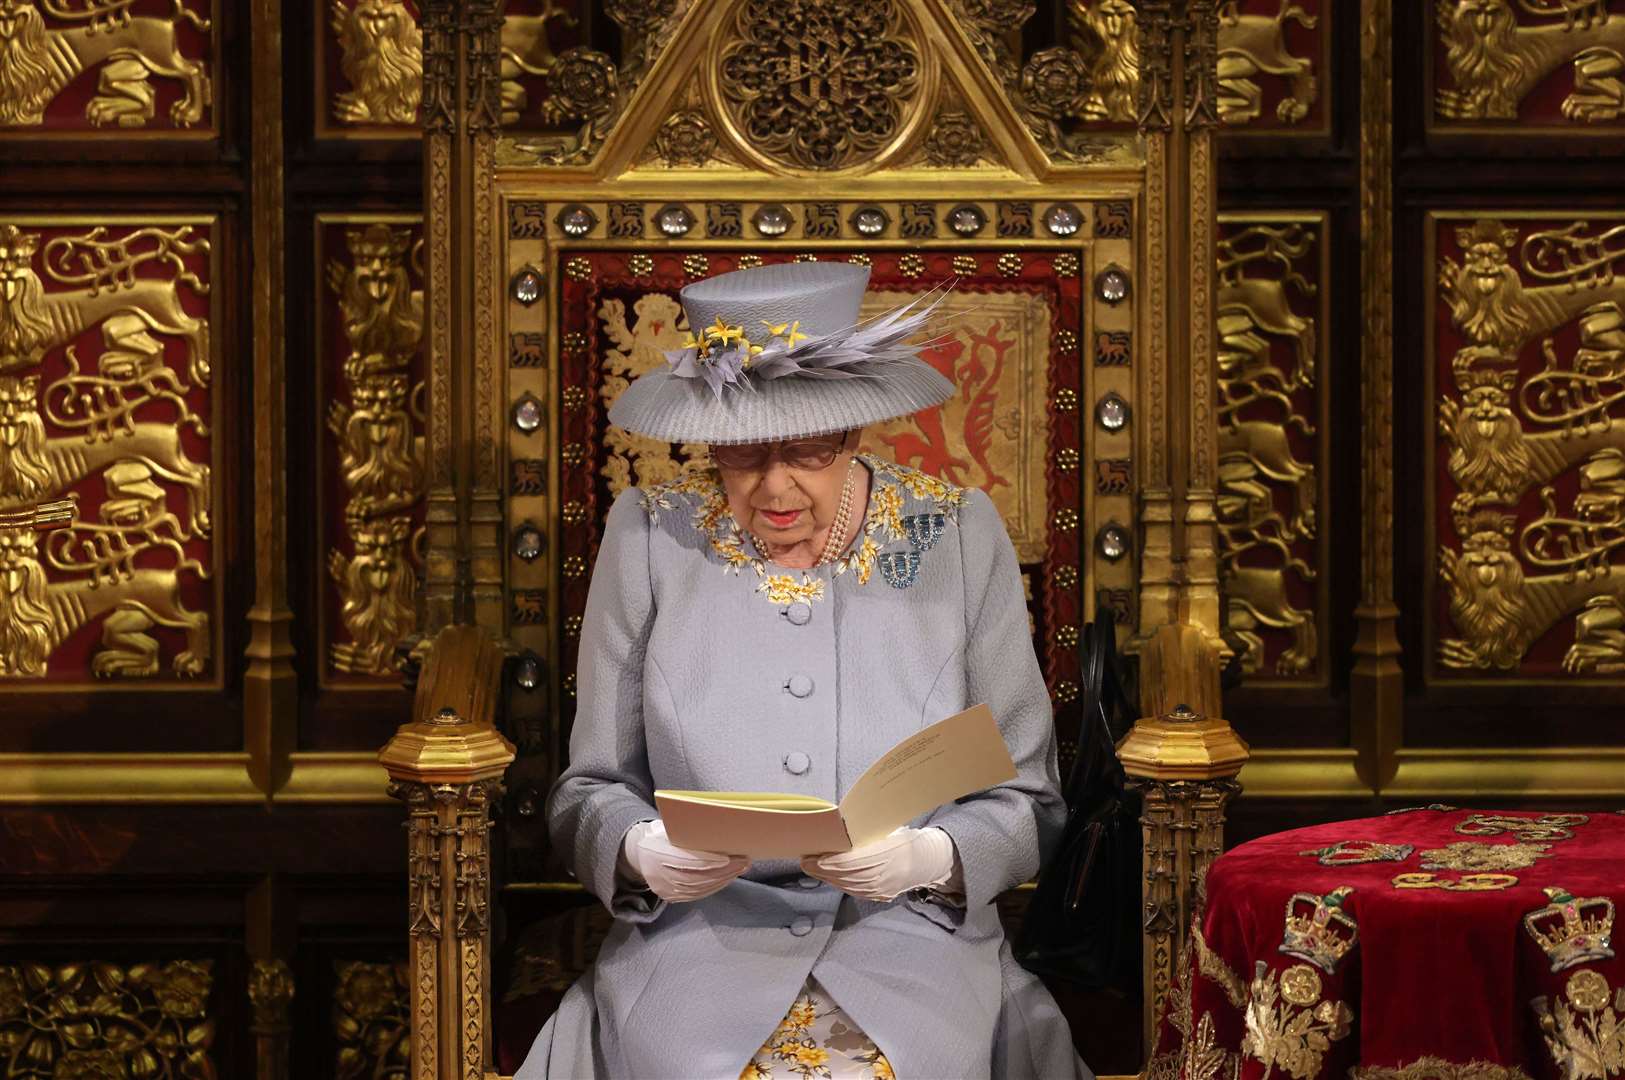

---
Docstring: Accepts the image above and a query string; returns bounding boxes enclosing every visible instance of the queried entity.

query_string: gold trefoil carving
[1215,222,1319,676]
[333,960,409,1080]
[715,0,924,172]
[1436,218,1625,673]
[0,960,216,1079]
[330,0,578,127]
[1437,0,1625,123]
[1531,969,1625,1079]
[1216,0,1319,125]
[325,224,425,677]
[0,222,212,680]
[0,0,211,128]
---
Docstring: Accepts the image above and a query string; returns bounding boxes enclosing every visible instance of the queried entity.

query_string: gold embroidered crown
[346,222,411,262]
[1452,364,1518,394]
[1523,887,1616,973]
[1452,505,1516,545]
[0,224,39,269]
[1279,885,1359,973]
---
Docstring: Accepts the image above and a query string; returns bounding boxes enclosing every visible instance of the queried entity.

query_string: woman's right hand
[619,819,750,903]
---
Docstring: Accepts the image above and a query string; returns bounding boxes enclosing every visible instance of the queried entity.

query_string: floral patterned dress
[740,977,896,1080]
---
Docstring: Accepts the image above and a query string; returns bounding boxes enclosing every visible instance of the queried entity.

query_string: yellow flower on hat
[705,316,746,348]
[763,319,810,348]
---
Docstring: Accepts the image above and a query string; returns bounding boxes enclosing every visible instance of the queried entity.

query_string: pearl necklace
[750,457,858,569]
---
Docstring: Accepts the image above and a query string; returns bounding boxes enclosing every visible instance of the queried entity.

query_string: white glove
[800,826,963,903]
[618,819,750,903]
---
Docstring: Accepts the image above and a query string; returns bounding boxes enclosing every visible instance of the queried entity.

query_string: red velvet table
[1149,808,1625,1079]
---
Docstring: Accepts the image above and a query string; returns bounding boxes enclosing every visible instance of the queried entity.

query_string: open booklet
[654,703,1016,858]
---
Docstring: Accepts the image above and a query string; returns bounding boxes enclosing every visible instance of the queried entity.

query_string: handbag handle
[1063,607,1128,805]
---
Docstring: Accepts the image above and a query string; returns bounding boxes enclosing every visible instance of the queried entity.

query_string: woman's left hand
[800,826,962,903]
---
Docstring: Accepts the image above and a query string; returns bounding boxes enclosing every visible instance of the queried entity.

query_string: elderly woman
[519,263,1090,1079]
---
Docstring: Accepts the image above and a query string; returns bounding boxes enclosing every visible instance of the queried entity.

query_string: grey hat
[607,262,955,446]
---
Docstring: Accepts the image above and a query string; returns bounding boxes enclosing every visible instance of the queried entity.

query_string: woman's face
[714,430,860,547]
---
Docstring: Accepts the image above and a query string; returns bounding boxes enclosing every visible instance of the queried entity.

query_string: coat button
[785,674,814,698]
[789,915,813,936]
[797,876,821,889]
[783,751,811,775]
[784,602,812,626]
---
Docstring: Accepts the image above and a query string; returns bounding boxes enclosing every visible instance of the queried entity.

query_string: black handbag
[1014,611,1143,993]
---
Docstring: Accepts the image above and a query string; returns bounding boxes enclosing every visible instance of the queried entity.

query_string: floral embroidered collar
[639,454,966,606]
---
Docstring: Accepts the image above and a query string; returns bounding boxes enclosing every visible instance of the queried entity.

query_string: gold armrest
[381,624,517,1080]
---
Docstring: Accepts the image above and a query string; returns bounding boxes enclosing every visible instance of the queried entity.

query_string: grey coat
[517,459,1092,1079]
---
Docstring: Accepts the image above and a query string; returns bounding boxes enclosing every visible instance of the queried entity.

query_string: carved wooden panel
[332,959,408,1079]
[316,215,427,684]
[0,216,218,687]
[1216,0,1327,132]
[1431,212,1625,681]
[0,0,215,135]
[1431,0,1625,130]
[316,0,585,137]
[1216,212,1327,681]
[0,959,218,1078]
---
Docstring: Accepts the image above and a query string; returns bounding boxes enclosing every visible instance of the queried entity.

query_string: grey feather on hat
[607,262,956,446]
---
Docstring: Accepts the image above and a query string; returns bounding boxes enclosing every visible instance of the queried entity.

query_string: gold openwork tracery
[713,0,927,173]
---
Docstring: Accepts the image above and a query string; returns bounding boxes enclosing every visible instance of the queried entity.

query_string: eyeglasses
[710,435,848,472]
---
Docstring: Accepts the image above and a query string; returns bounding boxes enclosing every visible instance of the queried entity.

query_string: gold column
[1180,0,1223,645]
[246,0,296,795]
[422,0,508,634]
[1135,1,1225,653]
[1135,2,1181,643]
[1117,623,1249,1051]
[379,625,516,1080]
[1352,0,1402,791]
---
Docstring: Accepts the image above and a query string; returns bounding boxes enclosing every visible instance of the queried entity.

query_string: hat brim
[607,358,955,446]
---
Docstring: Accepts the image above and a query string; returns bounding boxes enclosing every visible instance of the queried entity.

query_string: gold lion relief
[329,514,416,676]
[0,220,214,681]
[324,221,426,678]
[1216,0,1320,126]
[0,0,212,128]
[1437,0,1625,123]
[0,522,210,678]
[1436,217,1625,675]
[597,292,707,495]
[328,0,578,128]
[331,0,422,125]
[1215,221,1320,677]
[1069,0,1140,123]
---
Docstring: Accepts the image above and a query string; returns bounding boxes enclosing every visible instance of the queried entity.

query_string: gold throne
[379,2,1246,1075]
